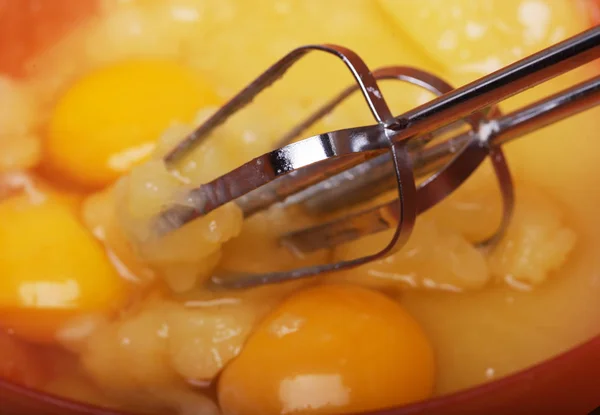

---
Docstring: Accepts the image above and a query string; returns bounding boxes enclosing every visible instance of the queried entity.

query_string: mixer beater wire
[154,26,600,290]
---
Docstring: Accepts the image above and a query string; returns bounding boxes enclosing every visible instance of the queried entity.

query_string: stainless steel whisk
[156,26,600,290]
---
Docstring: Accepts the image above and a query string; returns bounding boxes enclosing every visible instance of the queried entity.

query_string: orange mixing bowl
[0,1,599,414]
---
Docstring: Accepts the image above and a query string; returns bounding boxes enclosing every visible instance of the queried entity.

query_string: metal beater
[155,26,600,289]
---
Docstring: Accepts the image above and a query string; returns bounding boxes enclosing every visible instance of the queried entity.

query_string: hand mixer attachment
[156,26,600,290]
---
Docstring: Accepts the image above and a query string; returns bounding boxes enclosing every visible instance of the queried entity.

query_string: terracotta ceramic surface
[0,1,599,414]
[0,0,97,77]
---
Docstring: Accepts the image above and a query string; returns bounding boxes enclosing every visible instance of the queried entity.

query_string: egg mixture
[1,1,600,414]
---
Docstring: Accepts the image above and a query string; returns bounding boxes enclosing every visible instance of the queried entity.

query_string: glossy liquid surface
[0,1,599,414]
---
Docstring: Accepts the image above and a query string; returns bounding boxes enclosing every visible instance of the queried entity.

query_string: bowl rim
[1,332,599,415]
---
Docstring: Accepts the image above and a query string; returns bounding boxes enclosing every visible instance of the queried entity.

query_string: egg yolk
[0,192,127,343]
[218,284,435,415]
[46,59,219,188]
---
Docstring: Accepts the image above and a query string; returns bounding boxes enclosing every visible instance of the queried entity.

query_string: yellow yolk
[46,59,219,188]
[218,284,435,415]
[0,192,127,343]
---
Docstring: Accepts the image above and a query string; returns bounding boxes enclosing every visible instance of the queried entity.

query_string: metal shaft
[237,27,600,217]
[282,74,600,254]
[259,74,600,215]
